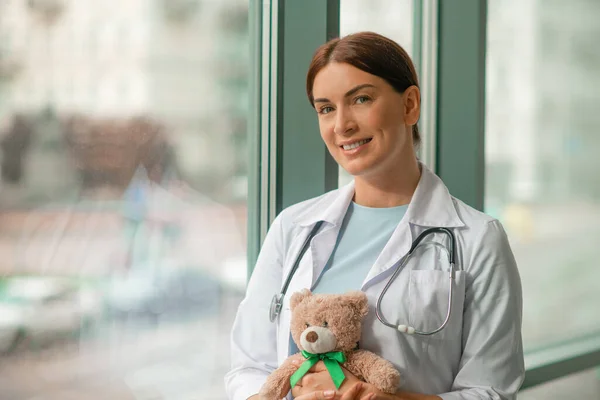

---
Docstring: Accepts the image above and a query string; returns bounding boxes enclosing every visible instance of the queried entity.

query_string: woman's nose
[333,109,356,136]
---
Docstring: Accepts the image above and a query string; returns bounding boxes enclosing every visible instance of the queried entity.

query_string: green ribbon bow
[290,350,347,389]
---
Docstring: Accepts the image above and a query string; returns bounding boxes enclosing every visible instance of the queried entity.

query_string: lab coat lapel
[363,222,412,285]
[294,182,356,288]
[362,164,465,286]
[309,223,339,288]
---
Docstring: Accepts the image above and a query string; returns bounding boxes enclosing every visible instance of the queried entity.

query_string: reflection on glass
[519,368,600,400]
[486,0,600,348]
[0,0,248,398]
[338,0,414,187]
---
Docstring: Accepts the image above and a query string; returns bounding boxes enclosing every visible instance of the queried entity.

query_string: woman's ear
[290,289,312,311]
[403,85,421,126]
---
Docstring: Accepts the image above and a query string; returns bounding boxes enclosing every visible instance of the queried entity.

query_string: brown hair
[306,31,421,148]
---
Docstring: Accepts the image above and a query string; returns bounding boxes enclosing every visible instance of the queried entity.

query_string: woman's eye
[319,106,333,114]
[355,96,370,104]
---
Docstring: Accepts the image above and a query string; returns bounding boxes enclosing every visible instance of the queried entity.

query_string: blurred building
[340,0,413,48]
[0,0,249,203]
[486,0,600,207]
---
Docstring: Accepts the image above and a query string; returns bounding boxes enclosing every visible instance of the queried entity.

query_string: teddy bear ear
[290,289,312,311]
[345,291,369,317]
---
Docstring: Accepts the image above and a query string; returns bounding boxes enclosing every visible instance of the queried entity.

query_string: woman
[225,32,524,400]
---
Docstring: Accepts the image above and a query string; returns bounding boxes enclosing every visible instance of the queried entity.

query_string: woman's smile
[339,137,372,154]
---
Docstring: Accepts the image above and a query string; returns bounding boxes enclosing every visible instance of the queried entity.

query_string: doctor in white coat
[225,32,524,400]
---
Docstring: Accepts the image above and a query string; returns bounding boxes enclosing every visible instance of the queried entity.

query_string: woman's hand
[290,360,388,400]
[292,385,441,400]
[290,359,354,398]
[293,381,394,400]
[289,360,440,400]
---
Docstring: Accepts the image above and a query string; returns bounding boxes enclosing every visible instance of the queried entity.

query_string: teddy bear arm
[259,354,304,400]
[345,350,401,394]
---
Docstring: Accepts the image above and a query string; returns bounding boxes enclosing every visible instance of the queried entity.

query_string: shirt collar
[293,163,465,229]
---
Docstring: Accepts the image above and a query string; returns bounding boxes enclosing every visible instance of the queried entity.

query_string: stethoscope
[269,221,457,336]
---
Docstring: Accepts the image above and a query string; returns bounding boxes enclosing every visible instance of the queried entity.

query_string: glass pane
[0,0,249,398]
[519,368,600,400]
[486,0,600,348]
[338,0,414,187]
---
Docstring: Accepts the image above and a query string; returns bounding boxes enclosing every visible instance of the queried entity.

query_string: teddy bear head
[289,289,369,354]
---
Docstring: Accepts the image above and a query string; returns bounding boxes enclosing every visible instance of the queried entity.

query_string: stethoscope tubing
[269,224,457,337]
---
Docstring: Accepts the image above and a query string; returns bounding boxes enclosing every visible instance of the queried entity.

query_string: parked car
[0,276,103,353]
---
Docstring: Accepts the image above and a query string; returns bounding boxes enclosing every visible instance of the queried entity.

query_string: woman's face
[311,62,419,178]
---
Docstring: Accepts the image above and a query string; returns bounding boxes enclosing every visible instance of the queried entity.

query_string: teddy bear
[259,289,401,400]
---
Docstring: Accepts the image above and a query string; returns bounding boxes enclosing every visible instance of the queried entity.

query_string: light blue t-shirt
[289,201,408,355]
[312,202,408,293]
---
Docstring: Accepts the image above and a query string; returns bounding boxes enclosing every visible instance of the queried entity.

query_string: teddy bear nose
[306,331,319,343]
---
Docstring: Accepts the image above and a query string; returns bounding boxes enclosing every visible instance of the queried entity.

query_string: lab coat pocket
[408,270,465,340]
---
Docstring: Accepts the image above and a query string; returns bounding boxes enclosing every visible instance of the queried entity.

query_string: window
[0,0,249,398]
[485,0,600,348]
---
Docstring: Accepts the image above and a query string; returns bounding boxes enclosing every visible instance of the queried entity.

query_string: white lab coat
[225,164,524,400]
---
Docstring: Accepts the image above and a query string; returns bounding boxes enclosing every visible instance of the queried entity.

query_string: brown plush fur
[259,290,400,400]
